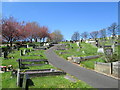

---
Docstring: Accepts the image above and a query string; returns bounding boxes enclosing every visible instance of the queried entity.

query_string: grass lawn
[1,46,93,88]
[55,42,105,69]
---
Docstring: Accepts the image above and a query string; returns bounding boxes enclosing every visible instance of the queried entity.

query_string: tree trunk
[10,41,12,47]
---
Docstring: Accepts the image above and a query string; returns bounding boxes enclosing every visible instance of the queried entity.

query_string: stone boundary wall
[94,61,120,78]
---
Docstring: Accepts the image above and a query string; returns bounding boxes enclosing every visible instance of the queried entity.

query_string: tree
[99,29,106,39]
[71,31,80,41]
[108,22,118,39]
[24,22,40,42]
[90,31,99,40]
[81,32,89,40]
[49,30,63,43]
[2,16,24,47]
[39,26,49,42]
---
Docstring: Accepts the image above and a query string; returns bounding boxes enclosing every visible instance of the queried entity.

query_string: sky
[2,2,118,40]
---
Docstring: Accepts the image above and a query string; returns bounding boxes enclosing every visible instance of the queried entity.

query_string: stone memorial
[17,69,20,87]
[112,44,115,52]
[23,49,26,55]
[3,51,8,59]
[20,50,23,56]
[97,48,104,53]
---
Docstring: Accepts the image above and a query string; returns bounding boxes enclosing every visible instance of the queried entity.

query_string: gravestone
[27,45,29,48]
[18,59,22,69]
[20,50,23,56]
[3,51,8,59]
[23,49,26,55]
[112,44,115,52]
[17,69,20,87]
[76,42,80,47]
[97,48,104,53]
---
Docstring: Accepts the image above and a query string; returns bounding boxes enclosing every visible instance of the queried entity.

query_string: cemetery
[1,42,92,89]
[1,3,119,88]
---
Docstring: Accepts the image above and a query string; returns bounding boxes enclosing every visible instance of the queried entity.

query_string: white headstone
[23,50,26,54]
[112,44,115,52]
[76,42,80,46]
[27,45,29,48]
[97,48,104,53]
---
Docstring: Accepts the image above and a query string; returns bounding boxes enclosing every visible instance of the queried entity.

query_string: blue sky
[2,2,118,40]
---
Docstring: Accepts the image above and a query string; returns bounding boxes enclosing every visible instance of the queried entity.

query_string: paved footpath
[45,44,119,88]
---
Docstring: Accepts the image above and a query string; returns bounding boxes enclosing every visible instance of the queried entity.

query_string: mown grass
[55,42,105,69]
[30,75,92,88]
[1,46,93,88]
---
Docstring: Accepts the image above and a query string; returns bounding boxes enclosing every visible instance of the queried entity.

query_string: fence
[94,61,120,78]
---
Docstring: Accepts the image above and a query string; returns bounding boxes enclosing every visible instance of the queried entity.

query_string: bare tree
[71,31,80,41]
[99,29,106,39]
[108,22,118,39]
[81,32,89,40]
[90,31,99,40]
